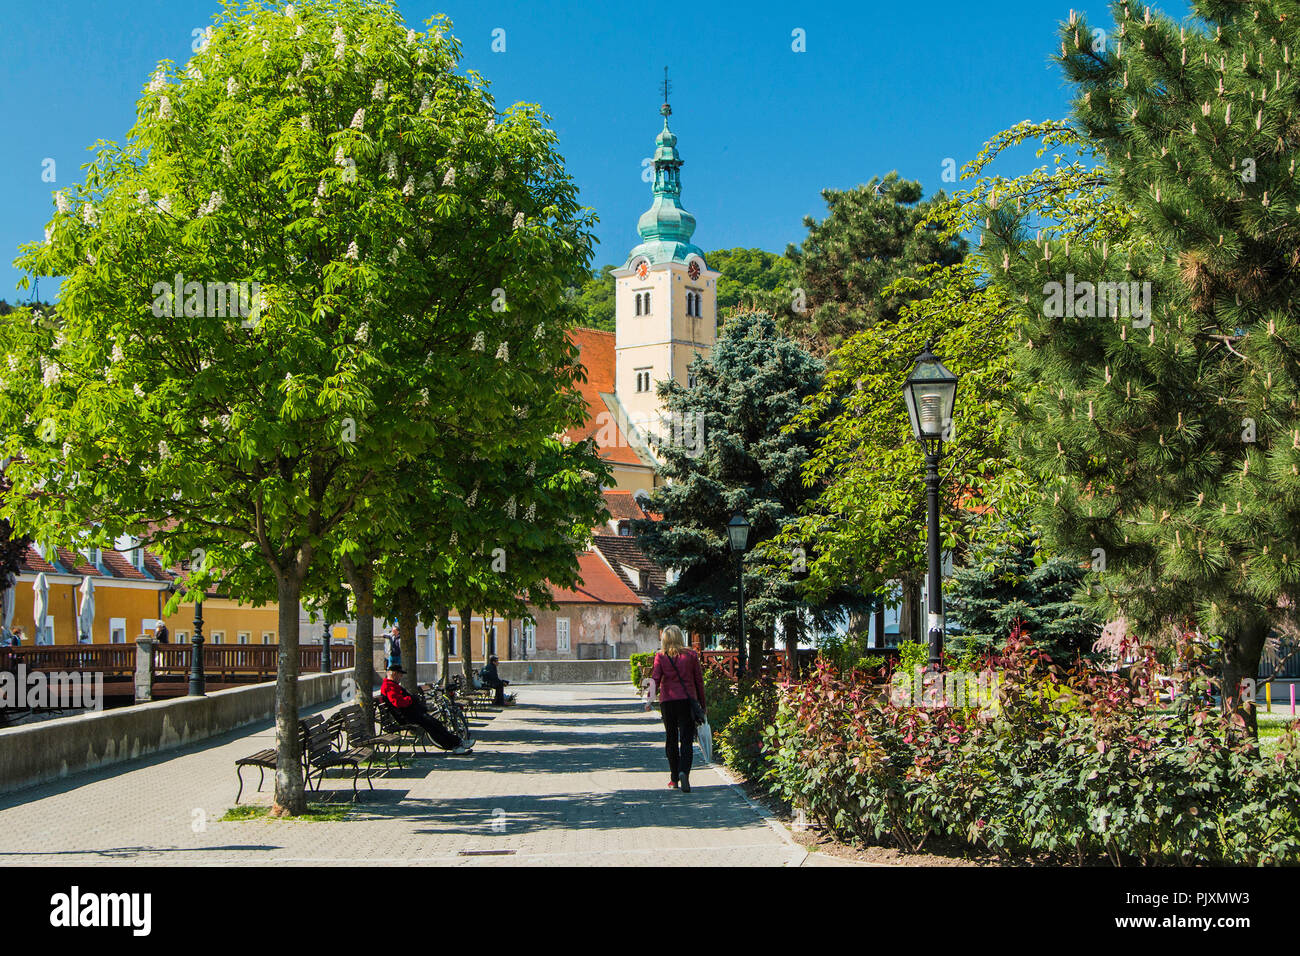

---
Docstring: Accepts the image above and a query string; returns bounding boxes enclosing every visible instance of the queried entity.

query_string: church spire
[627,68,704,267]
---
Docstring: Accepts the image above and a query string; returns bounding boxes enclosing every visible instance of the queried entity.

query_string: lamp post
[321,619,332,674]
[727,513,750,678]
[902,341,959,670]
[188,594,206,697]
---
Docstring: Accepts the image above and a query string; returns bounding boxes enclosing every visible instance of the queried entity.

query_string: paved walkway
[0,683,828,866]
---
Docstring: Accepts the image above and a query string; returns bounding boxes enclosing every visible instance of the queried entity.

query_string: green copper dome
[627,105,706,267]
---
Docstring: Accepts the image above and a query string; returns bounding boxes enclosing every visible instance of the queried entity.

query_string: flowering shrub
[763,625,1300,864]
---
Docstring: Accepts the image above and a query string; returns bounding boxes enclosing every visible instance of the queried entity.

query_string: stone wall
[0,672,346,795]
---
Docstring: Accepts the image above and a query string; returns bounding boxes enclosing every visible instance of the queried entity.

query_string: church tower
[612,79,719,450]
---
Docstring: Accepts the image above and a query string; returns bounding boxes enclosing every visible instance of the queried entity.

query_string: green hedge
[630,652,656,689]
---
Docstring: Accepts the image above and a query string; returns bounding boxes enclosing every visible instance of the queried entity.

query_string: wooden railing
[11,643,354,680]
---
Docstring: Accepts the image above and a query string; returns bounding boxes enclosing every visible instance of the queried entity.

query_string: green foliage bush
[716,683,779,779]
[764,626,1300,864]
[630,652,656,689]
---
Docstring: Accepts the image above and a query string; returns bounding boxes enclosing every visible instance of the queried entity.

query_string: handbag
[663,652,707,726]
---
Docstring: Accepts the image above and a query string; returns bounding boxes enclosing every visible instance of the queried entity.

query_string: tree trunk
[459,607,474,685]
[1222,614,1269,742]
[436,607,450,687]
[397,585,418,695]
[900,578,922,645]
[747,623,764,678]
[783,612,800,680]
[272,571,307,816]
[342,557,375,730]
[873,601,886,650]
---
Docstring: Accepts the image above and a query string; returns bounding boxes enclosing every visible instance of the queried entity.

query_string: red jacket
[651,649,705,710]
[380,677,414,709]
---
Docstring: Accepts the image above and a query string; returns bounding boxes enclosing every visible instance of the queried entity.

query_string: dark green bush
[630,652,656,689]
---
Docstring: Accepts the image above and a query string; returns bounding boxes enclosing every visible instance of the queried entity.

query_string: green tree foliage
[0,0,596,811]
[784,120,1119,642]
[781,172,966,355]
[947,527,1102,661]
[985,3,1300,735]
[571,263,616,331]
[635,311,863,672]
[708,247,798,320]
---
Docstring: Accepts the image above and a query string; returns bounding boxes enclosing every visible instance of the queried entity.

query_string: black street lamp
[189,594,206,697]
[727,513,750,678]
[321,619,332,674]
[903,341,959,670]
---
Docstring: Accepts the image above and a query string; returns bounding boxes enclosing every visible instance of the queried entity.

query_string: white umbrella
[77,577,95,642]
[33,572,49,644]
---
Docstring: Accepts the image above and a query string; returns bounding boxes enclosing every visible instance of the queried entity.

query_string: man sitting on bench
[380,665,475,753]
[479,656,511,706]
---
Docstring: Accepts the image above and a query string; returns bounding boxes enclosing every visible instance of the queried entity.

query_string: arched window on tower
[634,292,642,316]
[643,291,651,314]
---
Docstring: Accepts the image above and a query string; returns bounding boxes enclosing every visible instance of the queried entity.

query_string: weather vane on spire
[660,66,671,117]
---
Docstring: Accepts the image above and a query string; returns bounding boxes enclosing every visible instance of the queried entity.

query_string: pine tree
[948,530,1102,661]
[634,312,866,673]
[987,2,1300,736]
[782,172,965,355]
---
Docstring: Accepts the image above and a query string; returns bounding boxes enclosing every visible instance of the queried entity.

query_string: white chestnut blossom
[349,107,365,129]
[186,65,202,81]
[198,189,224,216]
[442,167,455,187]
[512,212,524,231]
[284,2,295,17]
[158,440,170,459]
[485,118,495,133]
[300,113,311,131]
[157,196,172,214]
[471,331,484,351]
[372,78,386,100]
[300,52,313,72]
[159,96,172,120]
[81,203,98,226]
[495,341,509,362]
[42,361,60,387]
[419,94,431,112]
[356,322,370,344]
[148,69,166,92]
[111,343,124,363]
[345,239,359,260]
[55,192,70,213]
[384,152,397,179]
[133,383,144,398]
[402,175,415,197]
[405,29,416,45]
[334,146,347,166]
[226,76,239,97]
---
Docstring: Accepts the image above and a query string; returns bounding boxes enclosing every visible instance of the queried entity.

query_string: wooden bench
[302,718,374,802]
[328,704,406,770]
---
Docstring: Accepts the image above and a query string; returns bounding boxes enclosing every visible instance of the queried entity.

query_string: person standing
[650,625,706,793]
[155,621,169,644]
[385,624,402,670]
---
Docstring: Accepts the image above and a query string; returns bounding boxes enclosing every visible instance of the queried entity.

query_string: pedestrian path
[0,683,815,866]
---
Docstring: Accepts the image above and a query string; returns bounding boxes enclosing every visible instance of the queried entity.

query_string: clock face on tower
[687,260,701,281]
[635,260,649,280]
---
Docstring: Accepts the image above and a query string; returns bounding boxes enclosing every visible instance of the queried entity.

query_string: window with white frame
[237,631,251,644]
[262,631,275,644]
[211,631,225,644]
[635,368,652,393]
[556,618,570,653]
[525,622,536,654]
[109,617,127,644]
[176,630,190,643]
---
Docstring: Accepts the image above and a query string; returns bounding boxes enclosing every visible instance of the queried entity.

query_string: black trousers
[484,676,507,705]
[401,704,462,751]
[661,699,696,780]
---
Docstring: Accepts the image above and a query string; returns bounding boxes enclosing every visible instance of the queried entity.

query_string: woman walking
[650,625,706,792]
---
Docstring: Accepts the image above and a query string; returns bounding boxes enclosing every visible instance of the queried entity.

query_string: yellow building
[10,542,279,646]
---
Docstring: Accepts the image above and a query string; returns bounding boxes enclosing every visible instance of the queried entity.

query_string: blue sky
[0,0,1192,300]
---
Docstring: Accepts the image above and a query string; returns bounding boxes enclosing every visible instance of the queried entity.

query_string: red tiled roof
[590,534,666,605]
[603,490,647,521]
[20,548,57,575]
[100,549,148,580]
[565,328,648,468]
[549,549,642,605]
[55,548,98,576]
